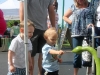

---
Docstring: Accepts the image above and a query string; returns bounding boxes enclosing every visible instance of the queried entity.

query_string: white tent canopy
[0,0,19,9]
[0,0,20,20]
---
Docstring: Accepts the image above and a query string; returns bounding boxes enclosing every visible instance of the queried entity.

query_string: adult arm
[48,5,55,27]
[63,9,73,25]
[19,1,24,22]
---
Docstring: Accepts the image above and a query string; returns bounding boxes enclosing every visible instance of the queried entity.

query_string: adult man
[19,0,55,75]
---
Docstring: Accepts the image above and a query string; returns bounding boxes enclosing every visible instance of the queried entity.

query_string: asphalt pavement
[0,49,88,75]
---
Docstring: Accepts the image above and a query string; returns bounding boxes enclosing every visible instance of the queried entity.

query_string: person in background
[88,0,100,74]
[42,27,64,75]
[19,0,55,75]
[7,20,34,75]
[10,21,19,40]
[47,0,59,31]
[0,9,7,47]
[63,0,93,75]
[90,0,100,48]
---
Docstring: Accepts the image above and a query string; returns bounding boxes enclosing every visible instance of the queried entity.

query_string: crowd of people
[0,0,100,75]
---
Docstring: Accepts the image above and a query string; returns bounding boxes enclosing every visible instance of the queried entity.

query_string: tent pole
[24,0,29,75]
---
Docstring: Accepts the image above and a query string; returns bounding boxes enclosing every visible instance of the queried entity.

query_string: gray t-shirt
[19,0,54,30]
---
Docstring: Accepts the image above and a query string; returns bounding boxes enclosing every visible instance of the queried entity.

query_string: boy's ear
[44,36,47,40]
[20,28,24,33]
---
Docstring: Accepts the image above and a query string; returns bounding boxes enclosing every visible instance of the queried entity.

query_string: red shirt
[0,9,7,35]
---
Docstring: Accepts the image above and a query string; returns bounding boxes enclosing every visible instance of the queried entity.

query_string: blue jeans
[7,67,26,75]
[72,36,84,68]
[95,27,100,48]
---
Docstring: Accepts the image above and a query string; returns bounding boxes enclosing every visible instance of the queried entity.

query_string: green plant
[6,20,20,28]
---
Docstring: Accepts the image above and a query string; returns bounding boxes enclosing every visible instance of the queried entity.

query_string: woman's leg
[72,36,84,75]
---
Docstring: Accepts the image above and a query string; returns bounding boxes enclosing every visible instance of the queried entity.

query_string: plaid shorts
[7,68,26,75]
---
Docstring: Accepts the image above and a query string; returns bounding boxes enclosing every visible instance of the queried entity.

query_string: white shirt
[8,34,32,68]
[96,5,100,27]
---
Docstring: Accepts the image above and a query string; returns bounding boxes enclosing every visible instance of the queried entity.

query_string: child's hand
[52,54,57,60]
[58,50,64,55]
[9,65,15,72]
[58,58,62,63]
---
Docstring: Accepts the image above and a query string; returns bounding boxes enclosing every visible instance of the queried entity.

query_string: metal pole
[61,0,65,29]
[92,27,95,75]
[24,0,29,75]
[90,0,95,74]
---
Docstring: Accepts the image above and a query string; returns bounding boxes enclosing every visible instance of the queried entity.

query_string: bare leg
[30,57,34,75]
[74,68,79,75]
[87,67,91,75]
[29,62,33,75]
[38,53,42,75]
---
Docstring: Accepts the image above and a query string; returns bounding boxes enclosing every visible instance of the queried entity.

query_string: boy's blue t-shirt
[42,43,59,72]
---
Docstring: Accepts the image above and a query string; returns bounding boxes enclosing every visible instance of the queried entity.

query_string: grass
[62,44,70,47]
[62,43,71,49]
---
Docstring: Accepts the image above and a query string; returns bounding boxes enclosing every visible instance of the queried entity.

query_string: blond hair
[20,19,35,28]
[44,27,58,39]
[74,0,88,7]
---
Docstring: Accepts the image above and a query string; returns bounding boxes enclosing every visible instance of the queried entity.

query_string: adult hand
[87,23,94,28]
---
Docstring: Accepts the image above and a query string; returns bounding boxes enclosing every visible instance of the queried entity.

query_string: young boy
[42,27,65,75]
[7,20,34,75]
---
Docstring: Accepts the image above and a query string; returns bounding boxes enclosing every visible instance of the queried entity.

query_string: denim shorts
[7,67,26,75]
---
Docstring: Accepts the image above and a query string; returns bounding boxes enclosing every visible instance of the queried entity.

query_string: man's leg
[38,53,42,75]
[30,29,39,75]
[37,30,46,75]
[30,57,34,75]
[74,68,79,75]
[30,29,46,75]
